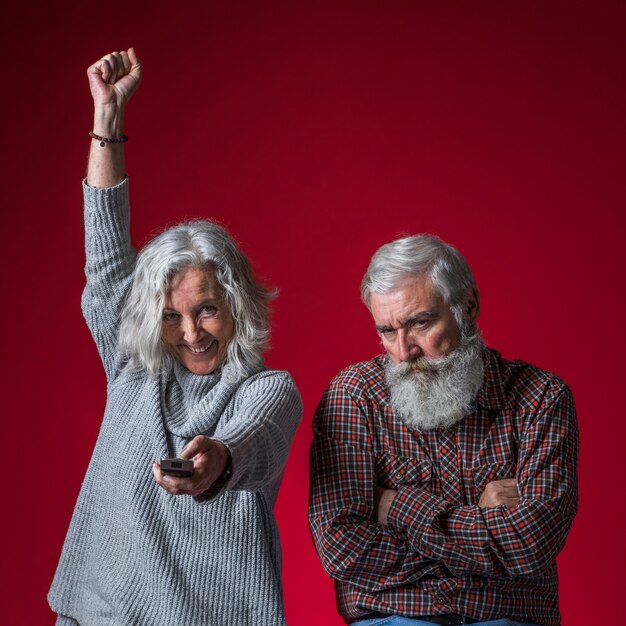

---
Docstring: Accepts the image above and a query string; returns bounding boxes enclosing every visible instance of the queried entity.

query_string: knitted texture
[48,179,302,626]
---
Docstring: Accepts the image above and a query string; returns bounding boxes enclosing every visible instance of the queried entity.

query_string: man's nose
[397,330,419,362]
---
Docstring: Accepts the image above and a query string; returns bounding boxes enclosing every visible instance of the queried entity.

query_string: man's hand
[374,486,397,526]
[87,48,142,111]
[478,478,519,509]
[153,435,230,497]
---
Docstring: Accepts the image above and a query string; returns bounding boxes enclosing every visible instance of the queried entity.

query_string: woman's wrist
[193,444,232,503]
[87,103,127,188]
[213,441,231,480]
[92,104,125,138]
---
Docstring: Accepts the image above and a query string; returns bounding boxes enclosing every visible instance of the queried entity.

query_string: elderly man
[309,235,577,626]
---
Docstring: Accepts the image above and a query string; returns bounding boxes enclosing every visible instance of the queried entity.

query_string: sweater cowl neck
[161,360,252,437]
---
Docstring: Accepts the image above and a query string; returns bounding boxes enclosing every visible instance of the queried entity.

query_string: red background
[2,2,625,624]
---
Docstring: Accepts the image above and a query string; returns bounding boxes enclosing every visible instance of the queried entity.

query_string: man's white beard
[384,326,485,431]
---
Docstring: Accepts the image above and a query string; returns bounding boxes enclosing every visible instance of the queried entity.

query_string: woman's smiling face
[161,266,234,375]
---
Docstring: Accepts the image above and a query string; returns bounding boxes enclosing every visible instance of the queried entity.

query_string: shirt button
[435,595,446,604]
[447,475,455,483]
[395,471,403,480]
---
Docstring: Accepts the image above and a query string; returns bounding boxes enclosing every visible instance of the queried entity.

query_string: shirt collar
[364,354,393,406]
[476,347,507,410]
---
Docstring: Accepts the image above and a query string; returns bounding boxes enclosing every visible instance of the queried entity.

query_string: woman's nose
[182,317,202,342]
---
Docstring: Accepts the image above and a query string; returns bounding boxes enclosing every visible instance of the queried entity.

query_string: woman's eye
[163,313,179,322]
[200,305,218,316]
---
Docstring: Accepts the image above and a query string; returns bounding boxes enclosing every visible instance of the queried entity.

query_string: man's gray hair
[361,234,477,325]
[118,220,275,379]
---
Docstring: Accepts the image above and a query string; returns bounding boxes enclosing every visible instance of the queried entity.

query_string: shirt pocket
[376,452,432,489]
[471,459,516,502]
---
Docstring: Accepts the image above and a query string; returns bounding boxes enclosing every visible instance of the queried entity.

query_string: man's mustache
[393,353,452,376]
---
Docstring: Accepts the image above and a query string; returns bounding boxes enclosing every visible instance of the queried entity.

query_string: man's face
[370,275,482,430]
[370,275,477,365]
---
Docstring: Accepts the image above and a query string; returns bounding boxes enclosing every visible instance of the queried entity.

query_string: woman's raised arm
[86,48,142,188]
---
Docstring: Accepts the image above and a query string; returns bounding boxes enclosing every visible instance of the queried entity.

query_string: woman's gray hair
[361,234,477,326]
[118,220,275,379]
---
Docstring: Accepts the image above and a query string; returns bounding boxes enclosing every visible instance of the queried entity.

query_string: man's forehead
[372,275,441,305]
[370,275,444,320]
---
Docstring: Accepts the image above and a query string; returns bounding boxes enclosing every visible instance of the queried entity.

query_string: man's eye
[380,329,396,339]
[163,313,179,322]
[200,305,218,316]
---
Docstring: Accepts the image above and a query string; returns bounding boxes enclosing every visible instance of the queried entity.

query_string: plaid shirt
[309,348,577,626]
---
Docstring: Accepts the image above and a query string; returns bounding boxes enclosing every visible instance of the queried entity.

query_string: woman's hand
[86,47,141,188]
[87,48,142,112]
[152,436,231,497]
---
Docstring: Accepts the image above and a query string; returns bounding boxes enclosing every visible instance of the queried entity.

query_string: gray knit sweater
[48,180,302,626]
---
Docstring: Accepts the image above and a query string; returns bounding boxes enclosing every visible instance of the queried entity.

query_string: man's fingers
[373,486,397,526]
[478,478,520,509]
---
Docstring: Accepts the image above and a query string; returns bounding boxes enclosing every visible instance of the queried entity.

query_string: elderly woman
[48,48,302,626]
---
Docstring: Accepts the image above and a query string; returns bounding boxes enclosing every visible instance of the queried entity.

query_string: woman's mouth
[184,340,215,354]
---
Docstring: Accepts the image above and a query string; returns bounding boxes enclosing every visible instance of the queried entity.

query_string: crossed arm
[374,478,519,525]
[309,376,578,591]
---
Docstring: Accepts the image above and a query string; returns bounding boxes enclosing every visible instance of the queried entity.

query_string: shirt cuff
[387,484,448,551]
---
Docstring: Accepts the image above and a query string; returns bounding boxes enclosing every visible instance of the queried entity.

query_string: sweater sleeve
[213,370,303,492]
[81,178,137,381]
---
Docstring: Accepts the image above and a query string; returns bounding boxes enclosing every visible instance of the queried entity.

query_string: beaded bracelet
[89,131,129,147]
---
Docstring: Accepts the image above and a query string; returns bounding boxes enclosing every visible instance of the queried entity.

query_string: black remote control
[160,458,194,477]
